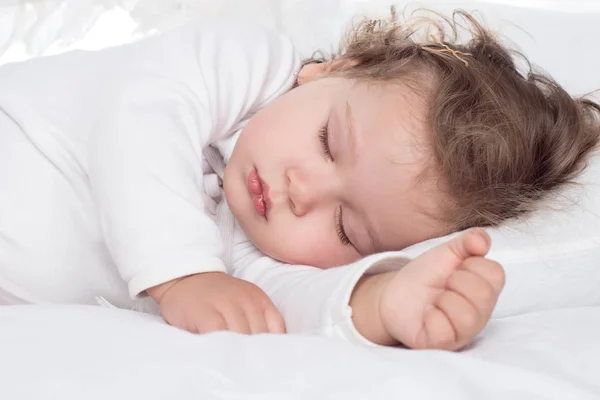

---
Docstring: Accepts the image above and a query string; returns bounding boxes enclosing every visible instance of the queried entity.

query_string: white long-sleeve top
[0,20,412,345]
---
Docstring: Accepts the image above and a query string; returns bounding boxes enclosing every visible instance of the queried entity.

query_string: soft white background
[2,0,600,96]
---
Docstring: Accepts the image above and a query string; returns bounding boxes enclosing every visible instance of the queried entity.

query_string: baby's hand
[148,273,286,335]
[351,229,504,350]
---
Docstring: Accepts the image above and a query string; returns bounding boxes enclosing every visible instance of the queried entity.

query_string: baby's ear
[296,58,358,85]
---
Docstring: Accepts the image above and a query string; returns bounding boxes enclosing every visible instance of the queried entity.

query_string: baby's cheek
[259,233,319,265]
[316,248,362,269]
[257,220,358,267]
[297,230,360,267]
[288,240,358,269]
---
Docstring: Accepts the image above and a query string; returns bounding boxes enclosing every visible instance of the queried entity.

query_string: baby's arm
[89,77,227,293]
[88,81,283,333]
[88,20,299,332]
[233,229,504,349]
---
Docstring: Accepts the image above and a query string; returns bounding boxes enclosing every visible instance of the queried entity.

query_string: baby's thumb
[441,228,491,261]
[407,229,491,280]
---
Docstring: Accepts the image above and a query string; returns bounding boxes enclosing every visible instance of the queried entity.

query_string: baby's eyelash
[318,122,333,160]
[335,206,351,246]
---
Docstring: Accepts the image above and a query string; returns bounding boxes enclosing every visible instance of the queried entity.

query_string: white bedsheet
[1,305,599,399]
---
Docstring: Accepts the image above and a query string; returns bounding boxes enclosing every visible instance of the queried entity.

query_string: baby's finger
[244,306,269,334]
[436,290,483,348]
[221,305,251,334]
[460,257,506,293]
[264,306,286,334]
[194,309,227,334]
[447,269,497,317]
[419,306,457,350]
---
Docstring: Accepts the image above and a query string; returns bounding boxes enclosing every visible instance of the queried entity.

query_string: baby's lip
[248,169,263,196]
[247,169,271,218]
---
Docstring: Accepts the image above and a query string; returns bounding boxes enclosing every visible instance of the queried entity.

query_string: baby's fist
[351,229,504,350]
[149,272,285,335]
[383,229,505,350]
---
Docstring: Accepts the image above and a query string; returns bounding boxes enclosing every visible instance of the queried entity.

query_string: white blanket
[2,305,599,399]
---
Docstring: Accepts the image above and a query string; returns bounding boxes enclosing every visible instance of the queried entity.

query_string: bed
[2,304,600,399]
[1,1,600,398]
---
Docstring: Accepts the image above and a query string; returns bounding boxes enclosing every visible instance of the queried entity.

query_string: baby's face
[224,76,446,268]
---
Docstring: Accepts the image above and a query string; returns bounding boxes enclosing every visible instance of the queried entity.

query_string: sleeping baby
[0,10,597,349]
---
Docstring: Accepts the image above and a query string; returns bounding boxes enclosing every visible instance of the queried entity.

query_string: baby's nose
[286,167,334,217]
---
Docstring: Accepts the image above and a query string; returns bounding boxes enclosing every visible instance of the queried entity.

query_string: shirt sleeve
[88,20,300,298]
[230,237,413,346]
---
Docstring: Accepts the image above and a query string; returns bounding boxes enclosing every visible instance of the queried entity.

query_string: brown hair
[310,8,600,230]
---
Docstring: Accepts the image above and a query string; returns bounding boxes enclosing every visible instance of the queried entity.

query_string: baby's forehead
[350,79,430,122]
[347,81,431,154]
